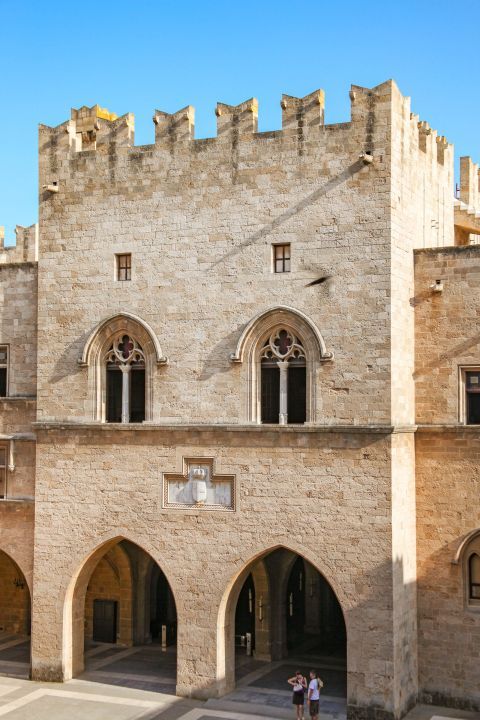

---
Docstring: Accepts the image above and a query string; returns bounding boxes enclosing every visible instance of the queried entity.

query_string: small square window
[116,254,132,281]
[0,346,8,397]
[273,244,291,273]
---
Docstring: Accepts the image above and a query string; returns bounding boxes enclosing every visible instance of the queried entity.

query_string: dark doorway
[149,567,177,646]
[93,599,118,643]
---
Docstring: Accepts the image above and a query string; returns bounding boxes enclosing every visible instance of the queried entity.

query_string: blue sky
[1,0,479,243]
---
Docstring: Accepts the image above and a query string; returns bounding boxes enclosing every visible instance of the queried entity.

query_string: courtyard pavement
[0,635,478,720]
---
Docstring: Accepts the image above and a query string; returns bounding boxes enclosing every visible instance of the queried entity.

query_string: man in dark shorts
[307,669,323,720]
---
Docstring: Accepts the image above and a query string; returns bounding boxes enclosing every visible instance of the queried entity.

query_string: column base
[176,678,234,700]
[31,661,65,683]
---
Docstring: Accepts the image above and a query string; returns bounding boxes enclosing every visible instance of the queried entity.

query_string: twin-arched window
[81,307,333,425]
[260,328,306,424]
[105,334,146,423]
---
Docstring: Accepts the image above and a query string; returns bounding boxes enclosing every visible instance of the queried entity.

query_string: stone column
[132,553,151,645]
[278,361,289,425]
[251,561,271,661]
[120,364,130,423]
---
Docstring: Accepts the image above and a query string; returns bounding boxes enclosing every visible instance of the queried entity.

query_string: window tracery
[105,334,146,423]
[260,328,307,425]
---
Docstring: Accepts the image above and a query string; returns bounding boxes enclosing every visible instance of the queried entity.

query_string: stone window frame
[458,365,480,425]
[0,344,9,398]
[78,312,168,423]
[115,253,132,282]
[452,528,480,611]
[230,306,333,425]
[0,444,7,499]
[272,243,291,273]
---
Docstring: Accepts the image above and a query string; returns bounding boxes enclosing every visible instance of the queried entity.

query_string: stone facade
[0,79,479,719]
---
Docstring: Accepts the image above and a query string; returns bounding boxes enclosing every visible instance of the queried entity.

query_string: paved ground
[0,635,478,720]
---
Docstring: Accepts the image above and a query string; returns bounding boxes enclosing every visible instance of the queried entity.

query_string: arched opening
[0,550,31,679]
[260,328,307,424]
[69,538,177,693]
[229,305,333,424]
[224,548,346,714]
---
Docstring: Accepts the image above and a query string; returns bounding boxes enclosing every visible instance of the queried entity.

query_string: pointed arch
[78,313,167,422]
[229,306,333,424]
[63,533,178,680]
[216,541,347,695]
[78,312,167,367]
[452,527,480,564]
[229,305,333,364]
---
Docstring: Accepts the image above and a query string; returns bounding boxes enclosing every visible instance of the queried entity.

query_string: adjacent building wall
[415,246,480,709]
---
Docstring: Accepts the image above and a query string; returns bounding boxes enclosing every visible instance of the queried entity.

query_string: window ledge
[0,396,36,403]
[32,421,416,435]
[0,497,34,504]
[416,423,480,432]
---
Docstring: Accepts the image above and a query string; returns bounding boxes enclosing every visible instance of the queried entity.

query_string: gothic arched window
[105,334,145,423]
[79,312,167,423]
[469,553,480,600]
[260,328,306,424]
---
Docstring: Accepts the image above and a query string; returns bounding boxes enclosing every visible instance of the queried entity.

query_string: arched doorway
[69,538,177,693]
[0,550,31,678]
[226,548,346,714]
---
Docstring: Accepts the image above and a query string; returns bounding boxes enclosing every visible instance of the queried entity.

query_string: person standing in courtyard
[307,669,323,720]
[288,670,307,720]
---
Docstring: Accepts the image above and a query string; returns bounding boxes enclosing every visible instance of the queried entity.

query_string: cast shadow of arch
[198,327,243,381]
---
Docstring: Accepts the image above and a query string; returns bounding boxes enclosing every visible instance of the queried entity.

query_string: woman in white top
[307,669,323,720]
[288,670,307,720]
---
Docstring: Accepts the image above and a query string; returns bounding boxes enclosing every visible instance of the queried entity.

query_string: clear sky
[1,0,479,243]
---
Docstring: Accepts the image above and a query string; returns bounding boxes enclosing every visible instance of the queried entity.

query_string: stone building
[0,79,479,719]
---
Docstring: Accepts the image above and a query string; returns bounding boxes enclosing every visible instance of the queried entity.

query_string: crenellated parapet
[415,119,452,166]
[35,80,459,213]
[280,89,325,131]
[453,157,480,243]
[39,104,134,158]
[459,156,480,208]
[153,106,194,146]
[0,224,38,264]
[38,83,398,160]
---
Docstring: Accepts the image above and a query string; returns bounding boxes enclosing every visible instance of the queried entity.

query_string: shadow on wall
[210,159,368,269]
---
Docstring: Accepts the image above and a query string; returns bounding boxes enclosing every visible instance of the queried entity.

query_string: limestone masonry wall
[1,77,479,720]
[414,245,480,424]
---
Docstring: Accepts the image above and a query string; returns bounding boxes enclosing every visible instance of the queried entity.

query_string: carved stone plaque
[163,457,235,511]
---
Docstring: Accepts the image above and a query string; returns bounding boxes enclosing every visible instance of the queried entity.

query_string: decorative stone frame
[78,312,168,423]
[452,528,480,610]
[230,306,333,424]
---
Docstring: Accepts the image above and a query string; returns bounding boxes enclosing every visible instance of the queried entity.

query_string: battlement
[0,225,38,265]
[37,80,455,196]
[38,81,399,158]
[459,156,480,208]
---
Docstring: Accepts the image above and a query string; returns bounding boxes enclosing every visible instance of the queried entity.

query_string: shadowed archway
[0,549,31,679]
[66,537,177,693]
[220,546,347,715]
